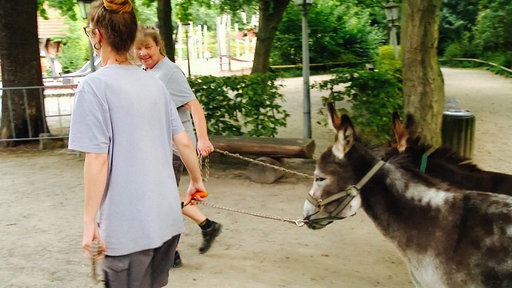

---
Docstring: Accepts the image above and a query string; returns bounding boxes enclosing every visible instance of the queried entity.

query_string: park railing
[0,81,76,143]
[440,58,512,75]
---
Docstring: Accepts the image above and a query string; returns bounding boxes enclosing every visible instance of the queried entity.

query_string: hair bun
[103,0,132,13]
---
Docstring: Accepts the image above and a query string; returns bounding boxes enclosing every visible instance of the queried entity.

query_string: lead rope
[198,155,210,182]
[214,149,314,179]
[200,201,306,227]
[197,149,311,227]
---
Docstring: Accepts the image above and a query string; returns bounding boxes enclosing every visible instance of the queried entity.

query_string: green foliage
[376,45,401,75]
[271,0,385,66]
[440,0,512,71]
[439,0,479,54]
[56,17,89,73]
[133,0,158,25]
[189,73,290,137]
[41,0,78,21]
[175,0,257,24]
[474,4,512,54]
[313,67,403,144]
[442,32,480,60]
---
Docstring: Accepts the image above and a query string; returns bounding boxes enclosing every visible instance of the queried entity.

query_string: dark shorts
[173,154,185,186]
[103,234,180,288]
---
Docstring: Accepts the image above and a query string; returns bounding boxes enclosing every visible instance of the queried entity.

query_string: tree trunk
[402,0,444,147]
[0,0,47,146]
[158,0,175,62]
[251,0,290,74]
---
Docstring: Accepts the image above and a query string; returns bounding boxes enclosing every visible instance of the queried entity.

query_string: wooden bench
[209,135,316,183]
[210,135,315,159]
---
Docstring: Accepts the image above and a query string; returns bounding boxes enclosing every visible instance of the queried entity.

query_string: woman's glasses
[83,27,95,37]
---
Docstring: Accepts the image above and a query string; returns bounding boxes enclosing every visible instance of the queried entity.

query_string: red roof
[37,9,68,38]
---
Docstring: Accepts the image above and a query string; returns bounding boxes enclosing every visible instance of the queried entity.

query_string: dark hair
[89,0,137,54]
[135,25,166,56]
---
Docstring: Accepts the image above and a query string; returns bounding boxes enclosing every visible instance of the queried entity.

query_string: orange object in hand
[192,191,208,199]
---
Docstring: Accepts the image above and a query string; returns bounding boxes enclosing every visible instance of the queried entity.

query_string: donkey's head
[303,102,362,229]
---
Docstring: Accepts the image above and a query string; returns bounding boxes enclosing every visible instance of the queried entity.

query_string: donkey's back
[399,189,512,287]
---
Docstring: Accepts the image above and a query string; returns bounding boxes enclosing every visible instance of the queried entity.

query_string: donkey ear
[405,114,418,138]
[392,112,408,152]
[332,114,355,159]
[327,101,341,131]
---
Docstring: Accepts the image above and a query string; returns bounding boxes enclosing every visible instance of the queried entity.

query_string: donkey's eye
[315,176,326,182]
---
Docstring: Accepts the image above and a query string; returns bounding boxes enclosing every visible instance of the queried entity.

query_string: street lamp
[296,0,313,139]
[385,0,400,60]
[77,0,96,73]
[182,22,192,77]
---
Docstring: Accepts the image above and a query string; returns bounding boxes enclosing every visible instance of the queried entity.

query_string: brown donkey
[386,112,512,196]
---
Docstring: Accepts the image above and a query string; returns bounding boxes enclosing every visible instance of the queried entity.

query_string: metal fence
[0,80,76,142]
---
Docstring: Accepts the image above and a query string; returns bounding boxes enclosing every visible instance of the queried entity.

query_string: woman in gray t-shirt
[68,1,206,286]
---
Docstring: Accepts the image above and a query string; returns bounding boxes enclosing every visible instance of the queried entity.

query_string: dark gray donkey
[303,102,512,288]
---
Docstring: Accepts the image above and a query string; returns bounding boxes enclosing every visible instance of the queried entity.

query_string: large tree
[251,0,291,73]
[402,0,444,146]
[157,0,175,61]
[0,0,48,145]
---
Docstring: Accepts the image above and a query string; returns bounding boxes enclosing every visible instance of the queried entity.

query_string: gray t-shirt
[148,57,196,147]
[68,64,185,256]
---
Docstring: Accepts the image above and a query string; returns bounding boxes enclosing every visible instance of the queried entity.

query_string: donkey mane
[386,135,482,173]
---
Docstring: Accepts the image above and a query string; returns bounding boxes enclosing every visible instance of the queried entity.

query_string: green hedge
[189,73,290,137]
[313,68,403,145]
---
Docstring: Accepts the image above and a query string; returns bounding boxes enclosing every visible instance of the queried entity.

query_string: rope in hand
[91,240,102,283]
[198,155,210,182]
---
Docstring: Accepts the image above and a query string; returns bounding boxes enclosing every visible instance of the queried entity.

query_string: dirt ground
[1,68,512,288]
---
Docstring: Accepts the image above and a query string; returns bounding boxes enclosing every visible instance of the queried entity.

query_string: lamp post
[296,0,312,139]
[77,0,96,73]
[182,22,192,78]
[385,0,400,60]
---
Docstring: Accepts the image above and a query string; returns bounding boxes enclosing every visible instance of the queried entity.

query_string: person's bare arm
[183,99,214,157]
[82,152,108,258]
[173,131,207,203]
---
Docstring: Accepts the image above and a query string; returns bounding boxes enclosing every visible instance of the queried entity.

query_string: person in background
[68,0,206,286]
[134,25,222,267]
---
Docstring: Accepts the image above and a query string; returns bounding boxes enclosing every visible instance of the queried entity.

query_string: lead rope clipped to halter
[199,201,306,226]
[196,149,309,226]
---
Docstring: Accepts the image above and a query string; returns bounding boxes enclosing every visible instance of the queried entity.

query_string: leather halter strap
[419,147,437,173]
[305,160,385,223]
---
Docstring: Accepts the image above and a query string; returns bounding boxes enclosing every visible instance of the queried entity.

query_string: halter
[419,146,437,173]
[305,160,385,224]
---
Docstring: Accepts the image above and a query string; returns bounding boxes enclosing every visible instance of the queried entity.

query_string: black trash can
[441,109,475,159]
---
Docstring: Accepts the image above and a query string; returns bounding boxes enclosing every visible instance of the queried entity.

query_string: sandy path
[1,68,511,287]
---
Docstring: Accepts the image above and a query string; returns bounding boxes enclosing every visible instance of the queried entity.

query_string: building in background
[37,8,68,77]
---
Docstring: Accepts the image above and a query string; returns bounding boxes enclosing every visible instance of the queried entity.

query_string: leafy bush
[376,45,402,76]
[313,66,403,145]
[271,1,384,66]
[189,73,290,137]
